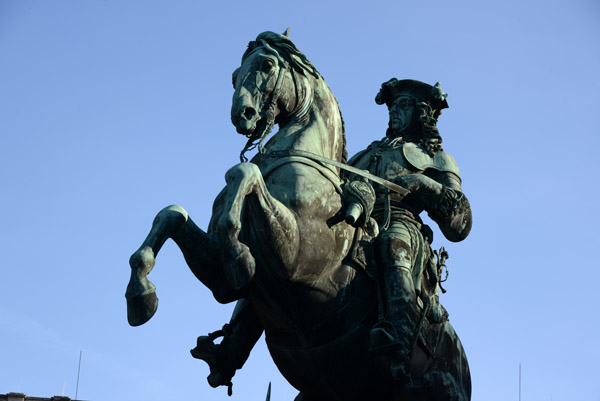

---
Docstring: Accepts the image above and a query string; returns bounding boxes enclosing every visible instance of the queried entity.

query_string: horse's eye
[262,59,275,72]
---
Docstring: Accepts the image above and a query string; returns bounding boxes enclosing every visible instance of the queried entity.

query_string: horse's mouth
[237,116,267,139]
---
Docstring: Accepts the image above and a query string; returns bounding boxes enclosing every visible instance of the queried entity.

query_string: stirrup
[390,355,411,385]
[369,320,402,354]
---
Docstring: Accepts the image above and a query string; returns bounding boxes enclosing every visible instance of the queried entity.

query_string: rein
[267,149,410,197]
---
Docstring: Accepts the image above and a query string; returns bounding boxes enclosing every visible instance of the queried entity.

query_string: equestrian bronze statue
[125,30,472,401]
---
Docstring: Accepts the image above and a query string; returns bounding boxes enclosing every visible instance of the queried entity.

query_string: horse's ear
[283,28,290,37]
[232,67,240,89]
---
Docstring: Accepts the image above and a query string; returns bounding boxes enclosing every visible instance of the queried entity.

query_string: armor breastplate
[349,138,460,182]
[349,138,412,181]
[349,138,428,230]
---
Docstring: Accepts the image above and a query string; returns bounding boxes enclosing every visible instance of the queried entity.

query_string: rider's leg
[370,224,419,383]
[191,298,264,389]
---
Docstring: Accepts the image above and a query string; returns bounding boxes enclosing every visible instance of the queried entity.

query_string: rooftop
[0,393,85,401]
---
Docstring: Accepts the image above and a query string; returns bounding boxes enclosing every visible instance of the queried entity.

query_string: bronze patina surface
[126,31,472,401]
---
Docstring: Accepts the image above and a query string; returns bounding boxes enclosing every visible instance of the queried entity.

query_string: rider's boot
[369,235,419,384]
[190,299,264,393]
[383,265,418,384]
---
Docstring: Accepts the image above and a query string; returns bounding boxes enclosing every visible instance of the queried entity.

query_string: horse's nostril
[243,107,256,120]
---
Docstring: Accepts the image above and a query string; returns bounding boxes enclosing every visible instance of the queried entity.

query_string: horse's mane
[243,31,347,163]
[243,31,321,79]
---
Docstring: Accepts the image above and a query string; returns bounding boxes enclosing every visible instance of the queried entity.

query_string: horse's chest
[266,164,340,213]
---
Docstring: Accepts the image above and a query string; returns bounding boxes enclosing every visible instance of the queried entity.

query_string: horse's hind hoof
[191,334,236,389]
[126,291,158,326]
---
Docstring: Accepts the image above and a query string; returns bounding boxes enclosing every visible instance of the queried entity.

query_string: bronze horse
[126,31,471,401]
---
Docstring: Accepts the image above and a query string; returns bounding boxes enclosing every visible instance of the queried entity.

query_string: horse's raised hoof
[126,291,158,326]
[126,246,159,326]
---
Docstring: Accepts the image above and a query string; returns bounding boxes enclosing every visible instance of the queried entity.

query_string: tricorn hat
[375,79,449,112]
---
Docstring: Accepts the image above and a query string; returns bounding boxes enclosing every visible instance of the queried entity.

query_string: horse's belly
[265,323,394,400]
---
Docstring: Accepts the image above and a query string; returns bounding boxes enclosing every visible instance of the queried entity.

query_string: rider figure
[191,78,472,388]
[346,78,472,382]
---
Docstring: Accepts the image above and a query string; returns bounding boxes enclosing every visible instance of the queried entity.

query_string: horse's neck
[268,75,343,161]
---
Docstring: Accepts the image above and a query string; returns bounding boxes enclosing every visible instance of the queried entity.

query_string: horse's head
[231,30,320,140]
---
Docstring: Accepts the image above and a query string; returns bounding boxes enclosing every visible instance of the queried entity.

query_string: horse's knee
[220,164,261,234]
[225,162,261,185]
[157,204,188,223]
[152,205,189,236]
[221,211,241,234]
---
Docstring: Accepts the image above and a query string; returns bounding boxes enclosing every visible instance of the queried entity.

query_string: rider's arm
[423,170,472,242]
[392,171,472,242]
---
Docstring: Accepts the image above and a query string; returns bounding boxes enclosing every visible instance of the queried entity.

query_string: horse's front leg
[126,205,188,326]
[126,205,240,327]
[217,163,299,290]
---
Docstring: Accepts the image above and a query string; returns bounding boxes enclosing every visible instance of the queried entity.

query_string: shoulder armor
[402,142,460,176]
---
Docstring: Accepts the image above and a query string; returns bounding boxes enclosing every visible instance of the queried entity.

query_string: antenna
[75,349,82,400]
[265,382,271,401]
[519,363,521,401]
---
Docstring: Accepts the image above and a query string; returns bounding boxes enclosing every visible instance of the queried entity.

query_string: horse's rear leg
[191,299,263,389]
[126,205,239,327]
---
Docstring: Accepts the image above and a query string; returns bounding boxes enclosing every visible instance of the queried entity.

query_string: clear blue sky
[1,1,599,400]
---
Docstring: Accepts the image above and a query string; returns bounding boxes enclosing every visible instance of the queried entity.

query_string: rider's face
[388,96,415,134]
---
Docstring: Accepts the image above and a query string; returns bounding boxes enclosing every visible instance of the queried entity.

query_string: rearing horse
[126,31,470,401]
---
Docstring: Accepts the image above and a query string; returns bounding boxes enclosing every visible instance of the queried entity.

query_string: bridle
[239,41,288,163]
